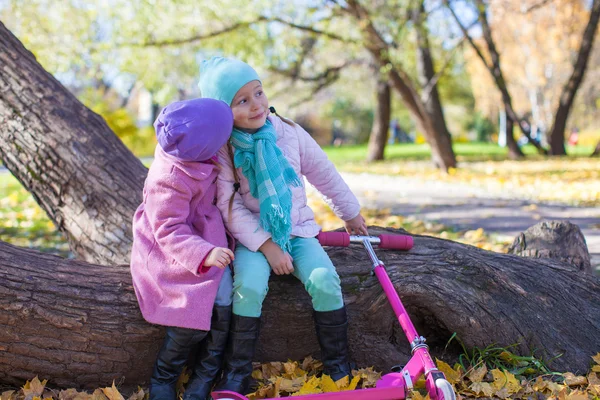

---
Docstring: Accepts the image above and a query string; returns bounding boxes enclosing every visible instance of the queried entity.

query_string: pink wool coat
[130,146,232,331]
[217,115,361,251]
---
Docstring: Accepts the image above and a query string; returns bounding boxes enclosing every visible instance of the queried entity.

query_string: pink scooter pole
[210,232,455,400]
[317,231,455,400]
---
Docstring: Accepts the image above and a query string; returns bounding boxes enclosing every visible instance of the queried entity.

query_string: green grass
[0,172,71,258]
[322,142,595,165]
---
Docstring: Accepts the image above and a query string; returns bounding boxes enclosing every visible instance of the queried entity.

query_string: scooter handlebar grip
[378,234,414,250]
[317,231,350,247]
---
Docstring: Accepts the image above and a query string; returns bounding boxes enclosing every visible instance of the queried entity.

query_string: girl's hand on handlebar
[345,213,368,236]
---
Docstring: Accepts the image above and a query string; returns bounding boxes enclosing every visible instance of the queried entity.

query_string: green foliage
[0,174,70,258]
[465,112,497,142]
[325,98,374,144]
[447,334,557,378]
[79,88,157,157]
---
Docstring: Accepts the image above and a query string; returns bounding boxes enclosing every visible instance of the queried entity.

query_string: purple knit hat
[154,98,233,162]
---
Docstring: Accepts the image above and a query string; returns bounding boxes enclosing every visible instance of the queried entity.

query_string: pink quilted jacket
[216,115,361,252]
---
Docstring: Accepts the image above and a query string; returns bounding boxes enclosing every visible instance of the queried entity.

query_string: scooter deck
[211,386,405,400]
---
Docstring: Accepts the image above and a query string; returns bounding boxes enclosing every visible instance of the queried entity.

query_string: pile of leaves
[338,158,600,206]
[3,353,599,399]
[307,193,511,253]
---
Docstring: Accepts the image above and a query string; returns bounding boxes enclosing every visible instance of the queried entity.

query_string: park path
[332,172,600,273]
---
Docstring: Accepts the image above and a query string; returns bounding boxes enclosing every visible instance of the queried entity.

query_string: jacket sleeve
[296,123,361,221]
[216,146,272,252]
[144,170,215,275]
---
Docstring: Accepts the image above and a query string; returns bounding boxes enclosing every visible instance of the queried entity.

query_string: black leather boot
[150,327,208,400]
[183,305,232,400]
[214,314,260,395]
[314,306,353,381]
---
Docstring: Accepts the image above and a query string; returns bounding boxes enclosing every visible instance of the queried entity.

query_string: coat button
[212,197,217,205]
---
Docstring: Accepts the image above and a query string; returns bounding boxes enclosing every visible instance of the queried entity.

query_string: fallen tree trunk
[2,227,599,391]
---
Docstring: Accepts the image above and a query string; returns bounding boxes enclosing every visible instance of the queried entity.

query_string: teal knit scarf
[230,120,302,253]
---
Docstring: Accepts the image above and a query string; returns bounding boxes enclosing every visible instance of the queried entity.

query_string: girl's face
[230,80,269,133]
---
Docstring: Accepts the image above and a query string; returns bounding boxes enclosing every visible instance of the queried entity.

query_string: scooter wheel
[435,378,456,400]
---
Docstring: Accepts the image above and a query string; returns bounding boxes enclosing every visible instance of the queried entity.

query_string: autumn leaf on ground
[100,382,124,400]
[566,389,589,400]
[352,367,381,388]
[1,391,15,400]
[563,372,587,386]
[320,375,339,393]
[278,376,306,393]
[23,377,48,398]
[490,369,520,394]
[469,381,494,397]
[292,376,322,396]
[126,388,145,400]
[467,365,488,383]
[409,389,430,400]
[436,359,462,384]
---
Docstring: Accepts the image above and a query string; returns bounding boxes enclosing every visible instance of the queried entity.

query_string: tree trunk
[1,226,598,391]
[446,0,543,156]
[548,0,600,156]
[412,3,456,170]
[592,140,600,156]
[346,0,457,171]
[0,22,147,265]
[504,116,523,159]
[366,76,391,162]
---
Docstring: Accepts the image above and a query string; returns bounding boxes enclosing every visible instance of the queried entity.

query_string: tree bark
[508,221,592,274]
[412,3,456,167]
[345,0,457,171]
[366,76,391,162]
[1,227,599,391]
[0,22,147,266]
[548,0,600,155]
[446,0,543,156]
[592,140,600,157]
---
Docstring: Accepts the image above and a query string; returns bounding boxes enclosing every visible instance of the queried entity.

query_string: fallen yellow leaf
[490,369,520,394]
[469,381,494,397]
[320,375,339,393]
[293,376,321,396]
[467,365,488,383]
[101,382,124,400]
[563,372,587,386]
[23,377,47,398]
[436,359,461,384]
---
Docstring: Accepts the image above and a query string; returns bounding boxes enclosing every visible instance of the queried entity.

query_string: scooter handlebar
[378,234,413,250]
[317,231,413,250]
[316,231,350,247]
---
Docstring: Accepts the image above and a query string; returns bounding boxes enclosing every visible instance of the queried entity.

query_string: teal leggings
[232,237,344,317]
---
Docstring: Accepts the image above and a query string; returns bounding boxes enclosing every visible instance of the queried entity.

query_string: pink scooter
[212,232,456,400]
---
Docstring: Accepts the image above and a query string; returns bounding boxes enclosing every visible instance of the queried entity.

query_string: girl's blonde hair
[226,106,295,220]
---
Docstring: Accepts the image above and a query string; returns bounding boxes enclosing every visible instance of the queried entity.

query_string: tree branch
[523,0,555,13]
[269,16,357,43]
[122,17,267,47]
[444,2,492,70]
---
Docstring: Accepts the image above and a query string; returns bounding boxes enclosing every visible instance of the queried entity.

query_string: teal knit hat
[198,57,261,106]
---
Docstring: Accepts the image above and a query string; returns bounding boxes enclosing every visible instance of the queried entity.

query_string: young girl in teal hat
[199,56,368,395]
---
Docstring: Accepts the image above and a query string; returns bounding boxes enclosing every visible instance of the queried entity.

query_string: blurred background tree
[1,0,598,162]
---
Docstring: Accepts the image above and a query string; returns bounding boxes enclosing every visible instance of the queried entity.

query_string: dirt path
[336,172,600,273]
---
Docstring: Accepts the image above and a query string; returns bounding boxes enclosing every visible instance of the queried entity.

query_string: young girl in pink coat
[130,98,236,400]
[199,57,368,395]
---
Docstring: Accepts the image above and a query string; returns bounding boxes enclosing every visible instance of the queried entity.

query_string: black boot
[183,306,232,400]
[150,327,208,400]
[214,314,260,395]
[314,307,353,381]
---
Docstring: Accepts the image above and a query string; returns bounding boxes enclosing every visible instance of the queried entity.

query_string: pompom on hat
[198,56,261,106]
[154,97,233,162]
